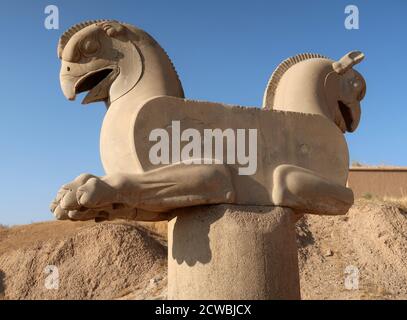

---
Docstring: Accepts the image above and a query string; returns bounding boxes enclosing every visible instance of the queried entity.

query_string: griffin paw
[50,173,118,221]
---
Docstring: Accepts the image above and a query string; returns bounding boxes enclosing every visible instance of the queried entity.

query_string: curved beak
[59,61,118,104]
[336,100,361,133]
[60,74,78,101]
[59,61,88,101]
[335,69,366,133]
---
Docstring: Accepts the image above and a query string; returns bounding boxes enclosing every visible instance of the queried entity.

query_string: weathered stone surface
[168,205,300,300]
[50,20,366,221]
[49,20,366,301]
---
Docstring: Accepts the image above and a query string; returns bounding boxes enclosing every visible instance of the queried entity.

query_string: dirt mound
[297,199,407,299]
[1,199,407,300]
[0,221,166,300]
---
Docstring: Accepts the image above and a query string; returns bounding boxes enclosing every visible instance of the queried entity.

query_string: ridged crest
[57,19,110,58]
[262,53,329,109]
[57,20,185,98]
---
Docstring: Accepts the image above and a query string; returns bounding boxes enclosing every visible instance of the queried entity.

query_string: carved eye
[80,38,100,56]
[351,77,366,100]
[350,78,362,89]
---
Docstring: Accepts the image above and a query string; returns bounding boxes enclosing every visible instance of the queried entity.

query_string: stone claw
[50,173,117,221]
[76,177,118,208]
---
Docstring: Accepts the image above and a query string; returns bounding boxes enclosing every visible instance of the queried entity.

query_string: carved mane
[262,53,329,110]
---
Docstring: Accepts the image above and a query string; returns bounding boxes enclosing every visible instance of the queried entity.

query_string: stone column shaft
[168,204,300,300]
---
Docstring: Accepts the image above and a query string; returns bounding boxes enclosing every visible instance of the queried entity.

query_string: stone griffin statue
[50,20,366,223]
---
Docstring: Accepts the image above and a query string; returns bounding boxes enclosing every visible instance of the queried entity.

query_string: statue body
[102,96,349,209]
[51,21,365,221]
[50,20,366,299]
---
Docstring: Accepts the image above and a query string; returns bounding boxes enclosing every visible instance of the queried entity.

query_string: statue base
[167,204,300,300]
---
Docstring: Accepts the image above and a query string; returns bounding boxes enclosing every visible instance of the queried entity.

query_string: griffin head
[58,20,184,105]
[263,51,366,133]
[325,51,366,133]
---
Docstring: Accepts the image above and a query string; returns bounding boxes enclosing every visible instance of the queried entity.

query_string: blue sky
[0,0,406,225]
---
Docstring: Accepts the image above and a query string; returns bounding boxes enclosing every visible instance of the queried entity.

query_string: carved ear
[332,51,365,74]
[98,21,128,38]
